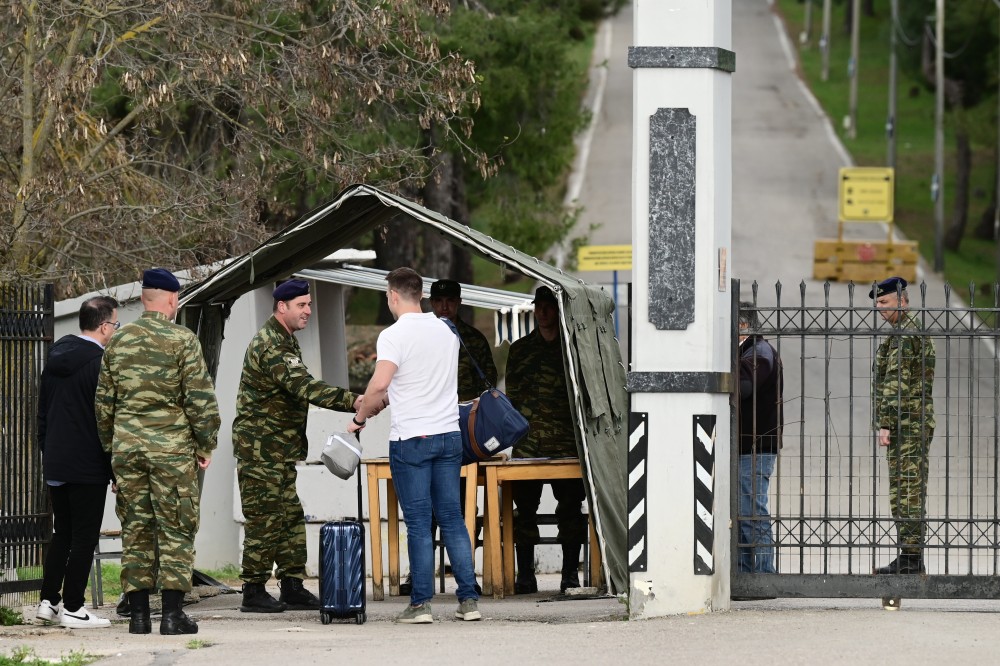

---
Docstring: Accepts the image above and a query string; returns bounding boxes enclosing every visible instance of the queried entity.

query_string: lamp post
[847,0,861,140]
[821,0,832,81]
[887,0,898,170]
[933,0,945,273]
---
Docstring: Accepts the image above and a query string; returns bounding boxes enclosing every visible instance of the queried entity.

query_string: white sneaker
[36,599,61,623]
[58,607,111,629]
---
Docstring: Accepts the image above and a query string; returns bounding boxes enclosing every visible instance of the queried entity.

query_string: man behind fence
[871,276,935,575]
[737,303,783,575]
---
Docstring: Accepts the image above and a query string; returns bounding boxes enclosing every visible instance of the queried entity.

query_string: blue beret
[868,276,907,300]
[273,279,310,301]
[142,268,180,292]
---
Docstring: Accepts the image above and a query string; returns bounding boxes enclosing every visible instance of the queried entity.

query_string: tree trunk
[374,214,418,324]
[862,0,875,18]
[973,148,997,240]
[944,129,972,251]
[421,126,455,283]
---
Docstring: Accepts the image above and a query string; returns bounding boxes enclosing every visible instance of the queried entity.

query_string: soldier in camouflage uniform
[429,279,497,401]
[871,277,935,575]
[506,285,586,594]
[232,279,362,613]
[96,269,220,636]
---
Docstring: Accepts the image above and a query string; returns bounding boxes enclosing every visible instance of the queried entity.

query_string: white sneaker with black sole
[35,600,61,624]
[58,607,111,629]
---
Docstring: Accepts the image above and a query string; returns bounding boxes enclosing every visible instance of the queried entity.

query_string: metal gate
[731,279,1000,600]
[0,283,54,608]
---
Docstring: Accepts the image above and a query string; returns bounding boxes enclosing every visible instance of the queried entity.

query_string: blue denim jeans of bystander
[738,453,777,574]
[390,431,478,606]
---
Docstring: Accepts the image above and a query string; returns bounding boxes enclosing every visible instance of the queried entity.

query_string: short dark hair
[386,267,424,303]
[738,301,758,330]
[79,295,119,332]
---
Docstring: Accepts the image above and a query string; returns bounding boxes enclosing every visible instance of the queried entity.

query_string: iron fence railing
[732,280,1000,599]
[1,282,54,609]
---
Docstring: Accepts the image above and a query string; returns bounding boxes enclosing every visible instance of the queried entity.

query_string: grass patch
[775,0,1000,289]
[0,647,97,666]
[0,607,23,626]
[94,562,243,599]
[186,639,214,649]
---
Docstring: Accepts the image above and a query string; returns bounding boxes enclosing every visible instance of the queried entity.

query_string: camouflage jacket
[454,317,498,401]
[505,329,577,458]
[96,311,220,459]
[232,316,357,462]
[873,312,935,431]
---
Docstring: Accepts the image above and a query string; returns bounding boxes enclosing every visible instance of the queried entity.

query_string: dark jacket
[738,335,783,455]
[37,334,112,484]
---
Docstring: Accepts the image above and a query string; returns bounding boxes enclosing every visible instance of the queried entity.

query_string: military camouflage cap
[142,268,180,292]
[430,279,461,299]
[273,279,310,301]
[869,276,907,300]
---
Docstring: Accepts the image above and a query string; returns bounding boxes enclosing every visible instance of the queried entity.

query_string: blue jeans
[390,432,478,605]
[738,453,777,574]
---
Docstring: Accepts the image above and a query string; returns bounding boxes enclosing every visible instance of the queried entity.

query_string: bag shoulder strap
[441,317,493,389]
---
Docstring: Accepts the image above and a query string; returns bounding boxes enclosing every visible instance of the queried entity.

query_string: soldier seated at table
[505,286,586,594]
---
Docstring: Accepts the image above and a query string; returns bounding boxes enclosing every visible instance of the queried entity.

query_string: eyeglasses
[102,320,121,330]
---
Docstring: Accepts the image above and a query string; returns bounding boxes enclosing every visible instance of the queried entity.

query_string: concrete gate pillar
[626,0,733,617]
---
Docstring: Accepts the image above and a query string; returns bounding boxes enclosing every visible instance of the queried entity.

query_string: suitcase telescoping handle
[355,430,363,522]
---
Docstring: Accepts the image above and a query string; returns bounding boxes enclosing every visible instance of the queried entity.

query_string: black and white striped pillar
[693,415,716,575]
[628,412,649,572]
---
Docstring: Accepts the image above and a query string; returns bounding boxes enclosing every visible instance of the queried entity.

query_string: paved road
[6,577,1000,665]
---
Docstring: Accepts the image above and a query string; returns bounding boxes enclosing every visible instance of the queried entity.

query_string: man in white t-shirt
[349,267,481,624]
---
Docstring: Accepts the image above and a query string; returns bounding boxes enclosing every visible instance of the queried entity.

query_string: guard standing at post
[871,276,935,575]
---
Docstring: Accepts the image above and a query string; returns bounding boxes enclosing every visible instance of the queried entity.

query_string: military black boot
[116,593,131,617]
[240,583,286,613]
[127,589,151,635]
[874,553,925,575]
[279,577,321,610]
[160,590,198,635]
[560,543,582,593]
[514,544,537,594]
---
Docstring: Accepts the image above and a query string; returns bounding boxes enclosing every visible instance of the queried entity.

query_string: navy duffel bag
[458,388,529,464]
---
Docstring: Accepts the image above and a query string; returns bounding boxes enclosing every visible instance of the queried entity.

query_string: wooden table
[481,458,602,598]
[363,458,479,601]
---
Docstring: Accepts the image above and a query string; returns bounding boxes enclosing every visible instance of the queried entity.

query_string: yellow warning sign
[839,167,894,222]
[577,244,632,271]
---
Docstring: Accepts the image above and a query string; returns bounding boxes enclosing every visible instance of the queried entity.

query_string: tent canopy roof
[179,184,628,595]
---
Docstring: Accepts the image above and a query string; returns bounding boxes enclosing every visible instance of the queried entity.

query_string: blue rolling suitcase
[319,459,367,625]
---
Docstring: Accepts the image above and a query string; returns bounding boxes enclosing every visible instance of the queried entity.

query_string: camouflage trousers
[237,460,306,584]
[886,426,933,554]
[112,451,200,593]
[513,479,588,546]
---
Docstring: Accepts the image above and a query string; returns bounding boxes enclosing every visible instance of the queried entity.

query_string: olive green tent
[179,184,628,594]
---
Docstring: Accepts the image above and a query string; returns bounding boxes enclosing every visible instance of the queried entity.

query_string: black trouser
[513,479,588,546]
[41,483,108,612]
